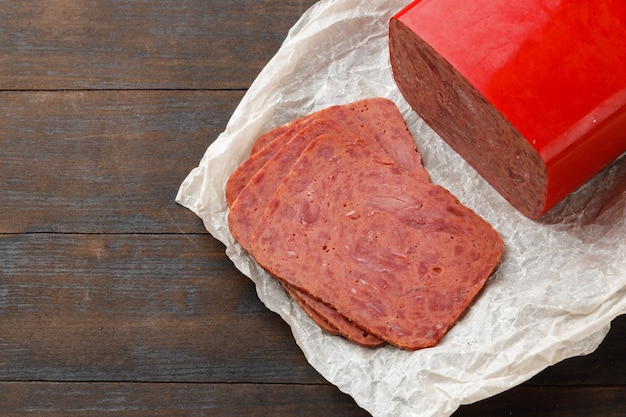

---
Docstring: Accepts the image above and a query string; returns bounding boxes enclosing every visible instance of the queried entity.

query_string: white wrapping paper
[176,1,626,415]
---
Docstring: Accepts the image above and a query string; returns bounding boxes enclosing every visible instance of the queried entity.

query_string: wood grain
[0,382,371,416]
[0,90,241,234]
[456,386,626,417]
[0,0,314,90]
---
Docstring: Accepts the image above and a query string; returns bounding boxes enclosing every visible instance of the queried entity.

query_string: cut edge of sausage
[389,17,548,219]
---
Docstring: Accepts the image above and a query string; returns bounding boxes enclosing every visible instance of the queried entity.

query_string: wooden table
[1,1,624,416]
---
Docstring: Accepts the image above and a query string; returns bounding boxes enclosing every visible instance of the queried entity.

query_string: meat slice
[348,97,426,178]
[226,122,307,207]
[226,114,322,207]
[249,134,503,350]
[225,97,428,207]
[285,285,386,347]
[282,284,341,336]
[250,114,314,155]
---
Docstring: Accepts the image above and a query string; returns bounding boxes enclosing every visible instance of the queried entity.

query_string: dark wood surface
[1,1,624,416]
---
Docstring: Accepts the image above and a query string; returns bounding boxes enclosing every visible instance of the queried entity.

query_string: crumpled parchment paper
[175,1,626,415]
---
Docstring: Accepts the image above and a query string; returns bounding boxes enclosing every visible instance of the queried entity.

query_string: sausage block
[389,0,626,219]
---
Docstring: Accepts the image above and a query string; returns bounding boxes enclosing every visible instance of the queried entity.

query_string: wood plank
[0,0,318,90]
[0,382,371,417]
[0,90,243,234]
[0,233,324,384]
[455,386,626,417]
[0,382,624,417]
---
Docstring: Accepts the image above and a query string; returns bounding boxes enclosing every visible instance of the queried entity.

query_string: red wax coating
[391,0,626,217]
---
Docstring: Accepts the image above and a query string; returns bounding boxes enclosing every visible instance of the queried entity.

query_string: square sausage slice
[249,134,503,350]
